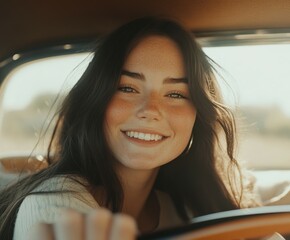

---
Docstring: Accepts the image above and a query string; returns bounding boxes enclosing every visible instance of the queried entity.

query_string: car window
[0,53,91,159]
[204,43,290,170]
[1,42,290,170]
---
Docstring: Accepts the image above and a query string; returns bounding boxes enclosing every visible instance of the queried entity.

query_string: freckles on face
[104,35,197,171]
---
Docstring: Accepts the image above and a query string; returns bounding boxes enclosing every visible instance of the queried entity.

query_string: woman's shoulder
[34,175,89,192]
[22,175,99,211]
[13,175,99,240]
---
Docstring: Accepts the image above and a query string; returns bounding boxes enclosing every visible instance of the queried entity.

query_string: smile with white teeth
[125,131,163,141]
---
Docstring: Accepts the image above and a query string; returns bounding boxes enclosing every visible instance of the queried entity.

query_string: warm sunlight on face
[104,36,196,170]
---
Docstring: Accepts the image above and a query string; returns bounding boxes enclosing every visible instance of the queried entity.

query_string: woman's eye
[167,92,188,99]
[118,86,138,93]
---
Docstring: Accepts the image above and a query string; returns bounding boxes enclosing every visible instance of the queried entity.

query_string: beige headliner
[1,0,290,59]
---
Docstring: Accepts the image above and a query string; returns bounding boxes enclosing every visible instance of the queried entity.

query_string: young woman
[0,17,270,239]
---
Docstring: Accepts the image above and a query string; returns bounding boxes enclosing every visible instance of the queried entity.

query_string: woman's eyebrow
[121,69,187,83]
[121,70,145,80]
[163,77,188,84]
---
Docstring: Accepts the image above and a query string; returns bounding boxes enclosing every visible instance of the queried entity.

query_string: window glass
[204,44,290,169]
[0,53,91,158]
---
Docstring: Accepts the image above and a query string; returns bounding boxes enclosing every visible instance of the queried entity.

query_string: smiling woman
[0,17,281,240]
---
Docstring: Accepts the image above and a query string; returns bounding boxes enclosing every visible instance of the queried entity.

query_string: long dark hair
[0,17,253,238]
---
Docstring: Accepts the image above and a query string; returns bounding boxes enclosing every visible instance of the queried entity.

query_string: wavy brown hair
[0,17,255,239]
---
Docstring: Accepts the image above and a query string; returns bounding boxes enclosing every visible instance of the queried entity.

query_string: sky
[2,44,290,116]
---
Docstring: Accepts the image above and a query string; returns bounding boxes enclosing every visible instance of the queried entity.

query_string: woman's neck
[137,190,160,233]
[120,167,158,218]
[119,168,160,233]
[92,166,160,232]
[94,169,160,232]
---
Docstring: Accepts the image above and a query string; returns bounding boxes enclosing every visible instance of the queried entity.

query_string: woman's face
[105,36,196,170]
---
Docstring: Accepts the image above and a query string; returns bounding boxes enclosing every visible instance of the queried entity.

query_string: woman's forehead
[123,36,185,76]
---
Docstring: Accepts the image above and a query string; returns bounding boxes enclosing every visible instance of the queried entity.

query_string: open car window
[204,43,290,170]
[0,53,91,159]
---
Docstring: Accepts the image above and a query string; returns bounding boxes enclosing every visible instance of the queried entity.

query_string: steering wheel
[138,205,290,240]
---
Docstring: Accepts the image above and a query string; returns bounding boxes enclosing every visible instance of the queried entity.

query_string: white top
[13,176,183,240]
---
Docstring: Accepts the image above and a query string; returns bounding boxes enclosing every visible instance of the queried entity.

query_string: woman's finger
[53,209,85,240]
[85,208,112,240]
[109,214,137,240]
[28,222,55,240]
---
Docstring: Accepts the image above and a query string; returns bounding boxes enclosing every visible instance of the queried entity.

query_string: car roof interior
[1,0,290,62]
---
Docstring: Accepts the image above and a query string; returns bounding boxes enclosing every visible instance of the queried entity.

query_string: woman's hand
[28,208,137,240]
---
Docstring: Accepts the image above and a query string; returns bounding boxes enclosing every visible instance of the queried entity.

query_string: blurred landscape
[1,93,290,170]
[0,93,62,157]
[236,106,290,169]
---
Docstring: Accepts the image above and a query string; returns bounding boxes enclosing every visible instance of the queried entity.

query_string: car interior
[1,0,290,238]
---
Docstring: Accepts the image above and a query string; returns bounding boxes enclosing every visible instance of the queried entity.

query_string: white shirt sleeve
[13,177,98,240]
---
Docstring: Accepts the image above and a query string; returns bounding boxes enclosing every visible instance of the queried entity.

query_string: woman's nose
[136,95,162,121]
